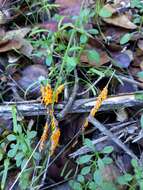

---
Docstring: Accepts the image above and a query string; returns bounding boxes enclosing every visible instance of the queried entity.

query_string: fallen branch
[88,116,138,160]
[69,120,137,158]
[0,92,143,117]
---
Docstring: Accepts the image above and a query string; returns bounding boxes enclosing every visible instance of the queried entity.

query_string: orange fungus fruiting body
[50,127,60,155]
[41,84,53,106]
[84,87,108,128]
[39,122,49,151]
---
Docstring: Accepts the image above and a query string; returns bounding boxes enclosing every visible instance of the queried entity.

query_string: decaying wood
[0,92,143,117]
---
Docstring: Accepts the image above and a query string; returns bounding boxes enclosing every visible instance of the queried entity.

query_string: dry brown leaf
[80,49,109,66]
[0,39,9,46]
[0,28,32,55]
[103,14,137,29]
[56,0,93,16]
[0,40,21,52]
[56,0,81,16]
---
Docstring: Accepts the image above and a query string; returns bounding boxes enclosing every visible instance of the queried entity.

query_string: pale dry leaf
[116,108,128,122]
[103,14,137,29]
[19,39,33,57]
[102,4,117,14]
[140,60,143,71]
[4,27,31,40]
[7,53,20,63]
[124,50,134,61]
[138,40,143,51]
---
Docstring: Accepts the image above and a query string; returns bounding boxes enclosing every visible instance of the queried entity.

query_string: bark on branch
[0,92,143,118]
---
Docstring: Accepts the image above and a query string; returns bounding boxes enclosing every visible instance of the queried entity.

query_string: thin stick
[88,116,139,161]
[70,120,137,158]
[39,154,51,189]
[9,141,40,190]
[57,69,78,120]
[77,65,112,96]
[31,129,82,186]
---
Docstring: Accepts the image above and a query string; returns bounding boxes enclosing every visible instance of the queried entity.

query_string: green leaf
[17,124,22,133]
[69,180,82,190]
[21,143,28,154]
[21,159,28,170]
[1,158,10,190]
[81,166,91,175]
[139,180,143,190]
[7,134,16,141]
[69,46,82,52]
[77,174,84,183]
[137,71,143,79]
[77,155,93,164]
[93,170,103,185]
[19,171,30,190]
[15,153,23,167]
[131,159,138,168]
[80,34,88,44]
[84,138,95,151]
[15,152,24,161]
[66,56,78,73]
[88,68,105,77]
[0,149,3,161]
[101,182,117,190]
[135,92,143,101]
[8,148,17,158]
[27,131,37,139]
[88,29,99,35]
[11,106,18,133]
[120,33,132,45]
[101,146,114,154]
[117,173,133,185]
[33,152,41,160]
[16,157,23,167]
[97,158,104,169]
[89,181,97,190]
[140,115,143,128]
[87,50,100,64]
[46,54,53,66]
[99,7,112,18]
[102,157,113,165]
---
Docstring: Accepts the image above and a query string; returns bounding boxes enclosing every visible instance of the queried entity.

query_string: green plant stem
[52,30,76,110]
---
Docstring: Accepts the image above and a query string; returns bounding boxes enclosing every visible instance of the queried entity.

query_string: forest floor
[0,0,143,189]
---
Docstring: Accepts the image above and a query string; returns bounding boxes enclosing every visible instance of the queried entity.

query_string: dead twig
[88,116,139,160]
[39,154,51,189]
[57,69,79,120]
[69,120,137,158]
